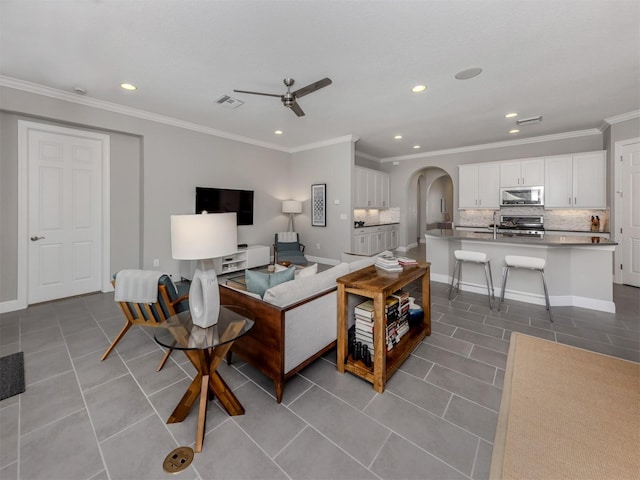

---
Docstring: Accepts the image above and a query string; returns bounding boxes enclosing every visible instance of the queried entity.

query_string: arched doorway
[406,167,453,247]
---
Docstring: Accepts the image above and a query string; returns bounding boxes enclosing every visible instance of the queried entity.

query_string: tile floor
[1,248,638,480]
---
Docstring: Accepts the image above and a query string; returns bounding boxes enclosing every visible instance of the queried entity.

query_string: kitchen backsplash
[459,207,609,232]
[354,207,400,225]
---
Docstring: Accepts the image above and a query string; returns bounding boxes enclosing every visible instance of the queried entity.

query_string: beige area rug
[490,333,640,480]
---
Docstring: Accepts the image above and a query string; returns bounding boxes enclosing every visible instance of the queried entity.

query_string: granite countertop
[425,228,618,246]
[354,222,400,228]
[458,225,611,234]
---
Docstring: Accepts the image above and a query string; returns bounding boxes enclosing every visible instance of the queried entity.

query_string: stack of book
[354,293,411,357]
[396,256,418,266]
[375,254,403,272]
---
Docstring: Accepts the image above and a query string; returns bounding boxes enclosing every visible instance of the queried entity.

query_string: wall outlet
[153,258,159,267]
[316,243,321,249]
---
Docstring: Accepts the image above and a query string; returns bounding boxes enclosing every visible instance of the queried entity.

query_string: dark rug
[0,352,25,401]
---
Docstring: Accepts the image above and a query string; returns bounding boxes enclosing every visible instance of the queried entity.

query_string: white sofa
[220,257,375,402]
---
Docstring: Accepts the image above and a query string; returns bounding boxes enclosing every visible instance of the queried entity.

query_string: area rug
[490,333,639,480]
[0,352,25,401]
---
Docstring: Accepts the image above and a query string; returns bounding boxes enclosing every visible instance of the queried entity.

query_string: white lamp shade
[282,200,302,214]
[170,212,238,260]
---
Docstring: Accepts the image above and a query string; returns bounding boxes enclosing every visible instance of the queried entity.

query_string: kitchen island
[425,229,617,313]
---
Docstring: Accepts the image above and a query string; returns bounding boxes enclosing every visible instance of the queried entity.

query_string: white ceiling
[1,1,639,160]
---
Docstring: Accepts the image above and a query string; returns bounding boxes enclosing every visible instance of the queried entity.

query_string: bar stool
[448,250,495,309]
[498,255,553,322]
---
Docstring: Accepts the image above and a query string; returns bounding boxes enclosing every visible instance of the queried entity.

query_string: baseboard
[0,299,23,314]
[430,277,616,313]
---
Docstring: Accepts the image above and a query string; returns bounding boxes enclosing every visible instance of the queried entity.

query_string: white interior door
[621,141,640,287]
[27,126,105,303]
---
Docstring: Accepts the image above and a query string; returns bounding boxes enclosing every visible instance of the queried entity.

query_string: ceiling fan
[233,77,332,117]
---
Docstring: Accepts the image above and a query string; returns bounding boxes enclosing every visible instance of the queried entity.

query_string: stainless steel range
[498,215,544,237]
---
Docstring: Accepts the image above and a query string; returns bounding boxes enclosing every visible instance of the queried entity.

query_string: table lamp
[170,212,237,328]
[282,200,302,232]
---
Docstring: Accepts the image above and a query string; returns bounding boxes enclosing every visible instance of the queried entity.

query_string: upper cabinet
[459,163,500,209]
[500,158,544,187]
[354,166,390,208]
[545,151,606,208]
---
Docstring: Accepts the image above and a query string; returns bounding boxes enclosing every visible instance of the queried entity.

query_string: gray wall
[381,134,605,248]
[0,85,314,306]
[291,140,355,262]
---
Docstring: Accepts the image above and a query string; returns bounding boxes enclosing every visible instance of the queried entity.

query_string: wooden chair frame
[101,279,188,371]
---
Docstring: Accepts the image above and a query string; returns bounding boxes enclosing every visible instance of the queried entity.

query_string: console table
[180,244,270,279]
[336,262,431,393]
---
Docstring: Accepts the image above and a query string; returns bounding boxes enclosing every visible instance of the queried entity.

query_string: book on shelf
[354,299,374,318]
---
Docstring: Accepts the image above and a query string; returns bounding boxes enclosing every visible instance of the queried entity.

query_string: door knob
[30,236,45,241]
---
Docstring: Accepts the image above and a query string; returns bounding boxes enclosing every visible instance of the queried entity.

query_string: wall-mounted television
[195,187,254,225]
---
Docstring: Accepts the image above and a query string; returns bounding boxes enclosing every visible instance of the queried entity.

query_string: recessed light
[120,83,137,91]
[505,113,518,118]
[394,135,403,140]
[509,129,520,134]
[411,85,427,93]
[455,67,483,80]
[274,130,283,135]
[413,145,421,149]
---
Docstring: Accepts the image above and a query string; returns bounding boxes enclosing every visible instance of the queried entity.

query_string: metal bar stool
[498,255,553,322]
[448,250,496,309]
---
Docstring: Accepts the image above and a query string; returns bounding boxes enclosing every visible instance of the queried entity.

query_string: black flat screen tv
[195,187,254,225]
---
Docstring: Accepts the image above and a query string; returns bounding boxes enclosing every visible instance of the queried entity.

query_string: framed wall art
[311,183,326,227]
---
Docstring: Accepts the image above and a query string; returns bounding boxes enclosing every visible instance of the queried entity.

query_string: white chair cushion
[505,255,545,270]
[454,250,488,263]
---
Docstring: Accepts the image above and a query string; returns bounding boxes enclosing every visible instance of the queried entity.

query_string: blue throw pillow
[245,267,295,298]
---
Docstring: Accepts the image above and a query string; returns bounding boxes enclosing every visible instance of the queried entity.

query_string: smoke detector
[516,115,543,126]
[214,94,244,109]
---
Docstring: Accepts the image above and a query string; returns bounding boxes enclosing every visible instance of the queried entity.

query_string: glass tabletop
[154,305,255,351]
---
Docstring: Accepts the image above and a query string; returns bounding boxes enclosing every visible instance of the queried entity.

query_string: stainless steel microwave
[500,186,544,206]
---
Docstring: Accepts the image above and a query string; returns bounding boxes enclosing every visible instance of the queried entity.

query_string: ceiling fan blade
[293,77,332,98]
[290,102,305,117]
[233,89,282,98]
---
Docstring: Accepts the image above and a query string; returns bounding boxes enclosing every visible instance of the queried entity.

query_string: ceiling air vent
[516,115,543,126]
[214,94,244,109]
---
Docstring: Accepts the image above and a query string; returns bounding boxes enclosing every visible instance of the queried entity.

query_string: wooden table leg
[195,374,209,453]
[337,283,348,373]
[372,292,386,393]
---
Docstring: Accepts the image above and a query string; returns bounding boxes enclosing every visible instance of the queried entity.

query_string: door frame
[17,120,111,310]
[613,136,640,284]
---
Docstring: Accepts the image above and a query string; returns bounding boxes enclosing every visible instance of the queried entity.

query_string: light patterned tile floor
[0,247,638,479]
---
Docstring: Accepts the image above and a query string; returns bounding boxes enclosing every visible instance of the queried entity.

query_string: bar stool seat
[448,250,496,309]
[499,255,553,321]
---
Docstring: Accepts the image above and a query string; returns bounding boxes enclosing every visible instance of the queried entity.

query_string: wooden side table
[336,262,431,393]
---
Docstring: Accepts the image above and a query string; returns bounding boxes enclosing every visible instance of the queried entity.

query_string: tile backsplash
[459,207,609,232]
[354,207,400,225]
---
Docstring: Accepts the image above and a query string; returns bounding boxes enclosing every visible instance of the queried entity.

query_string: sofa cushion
[245,267,295,298]
[349,257,376,272]
[263,262,350,307]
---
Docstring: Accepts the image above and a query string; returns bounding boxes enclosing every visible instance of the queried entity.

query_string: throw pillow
[245,267,295,298]
[274,262,318,280]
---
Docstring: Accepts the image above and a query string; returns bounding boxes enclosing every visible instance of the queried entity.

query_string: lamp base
[189,259,220,328]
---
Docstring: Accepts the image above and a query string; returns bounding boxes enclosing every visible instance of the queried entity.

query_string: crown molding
[379,128,602,163]
[355,150,381,162]
[603,110,640,126]
[289,134,359,154]
[0,75,298,153]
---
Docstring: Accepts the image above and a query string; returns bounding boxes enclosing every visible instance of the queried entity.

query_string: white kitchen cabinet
[459,163,500,209]
[352,224,398,255]
[354,166,390,208]
[388,225,399,249]
[545,151,606,208]
[500,158,544,187]
[353,232,370,255]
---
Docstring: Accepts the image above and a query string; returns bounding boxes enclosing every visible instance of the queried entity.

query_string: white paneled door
[621,141,640,287]
[26,125,106,303]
